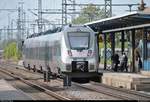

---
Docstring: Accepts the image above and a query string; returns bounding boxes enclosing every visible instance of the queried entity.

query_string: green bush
[3,42,22,61]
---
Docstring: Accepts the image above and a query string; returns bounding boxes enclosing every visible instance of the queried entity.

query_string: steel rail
[0,65,71,100]
[90,81,150,100]
[2,62,150,100]
[70,81,132,100]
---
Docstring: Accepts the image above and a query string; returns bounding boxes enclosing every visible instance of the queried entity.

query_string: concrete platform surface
[0,79,33,100]
[141,71,150,77]
[102,73,150,91]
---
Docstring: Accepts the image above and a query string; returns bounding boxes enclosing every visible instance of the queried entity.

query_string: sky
[0,0,150,30]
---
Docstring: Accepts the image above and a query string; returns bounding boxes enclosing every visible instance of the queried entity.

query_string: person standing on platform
[113,53,120,72]
[120,53,125,72]
[124,53,128,72]
[120,52,128,72]
[135,49,142,72]
[138,55,142,70]
[111,54,115,70]
[137,51,142,71]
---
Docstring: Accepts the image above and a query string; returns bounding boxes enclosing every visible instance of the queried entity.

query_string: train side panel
[23,25,99,79]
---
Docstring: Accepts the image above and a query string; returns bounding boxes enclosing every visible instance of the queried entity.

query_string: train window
[34,48,36,59]
[39,47,42,60]
[49,47,52,61]
[28,48,30,59]
[29,48,33,59]
[26,48,28,59]
[53,46,56,56]
[41,47,45,60]
[68,32,90,50]
[58,45,61,56]
[37,48,39,59]
[32,48,34,59]
[55,45,61,56]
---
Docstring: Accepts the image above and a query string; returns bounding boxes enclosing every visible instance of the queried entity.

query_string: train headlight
[87,50,92,56]
[67,50,72,56]
[90,65,95,70]
[66,64,71,71]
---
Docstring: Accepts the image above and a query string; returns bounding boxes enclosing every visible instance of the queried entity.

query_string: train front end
[61,25,99,78]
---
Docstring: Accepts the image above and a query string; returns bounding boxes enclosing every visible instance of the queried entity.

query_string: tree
[3,41,22,61]
[72,4,106,24]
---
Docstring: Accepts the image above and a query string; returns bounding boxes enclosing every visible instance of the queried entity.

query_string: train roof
[24,31,62,48]
[26,24,94,40]
[27,27,62,39]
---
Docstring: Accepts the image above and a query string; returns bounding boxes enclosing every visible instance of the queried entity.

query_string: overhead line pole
[105,0,112,18]
[62,0,67,26]
[38,0,43,33]
[29,1,141,28]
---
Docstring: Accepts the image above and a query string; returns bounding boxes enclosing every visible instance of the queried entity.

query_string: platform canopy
[85,11,150,33]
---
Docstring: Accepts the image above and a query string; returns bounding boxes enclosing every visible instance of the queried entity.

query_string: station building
[85,10,150,73]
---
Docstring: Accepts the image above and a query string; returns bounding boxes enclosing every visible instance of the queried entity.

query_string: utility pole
[138,0,146,11]
[105,0,112,18]
[3,26,7,41]
[30,1,140,27]
[17,6,21,42]
[68,0,76,21]
[62,0,67,26]
[11,19,14,39]
[38,0,43,33]
[62,0,76,26]
[0,9,18,41]
[72,0,76,20]
[17,1,25,51]
[7,13,11,40]
[17,6,21,50]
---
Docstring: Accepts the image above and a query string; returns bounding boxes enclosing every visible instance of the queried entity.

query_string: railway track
[1,62,150,100]
[0,63,71,100]
[90,81,150,100]
[72,81,150,100]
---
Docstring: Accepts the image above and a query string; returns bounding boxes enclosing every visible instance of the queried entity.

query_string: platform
[102,73,150,92]
[0,79,33,100]
[141,71,150,77]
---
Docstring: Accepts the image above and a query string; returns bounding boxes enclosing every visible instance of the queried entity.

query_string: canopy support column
[104,33,107,70]
[131,29,135,72]
[111,32,115,56]
[121,31,125,54]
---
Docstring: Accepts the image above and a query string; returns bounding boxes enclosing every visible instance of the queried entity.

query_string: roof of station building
[84,11,150,32]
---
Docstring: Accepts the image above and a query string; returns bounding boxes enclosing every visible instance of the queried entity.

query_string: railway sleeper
[43,71,72,87]
[33,65,36,72]
[27,64,31,70]
[44,71,51,82]
[43,71,58,82]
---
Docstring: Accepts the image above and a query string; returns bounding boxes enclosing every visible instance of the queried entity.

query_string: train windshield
[68,32,90,50]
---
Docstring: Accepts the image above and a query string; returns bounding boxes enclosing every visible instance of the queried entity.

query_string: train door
[45,41,50,71]
[43,41,51,82]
